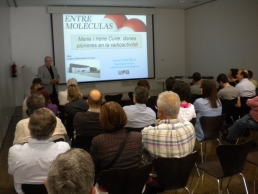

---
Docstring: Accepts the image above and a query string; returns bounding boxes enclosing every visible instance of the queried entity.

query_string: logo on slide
[118,70,130,75]
[100,15,146,32]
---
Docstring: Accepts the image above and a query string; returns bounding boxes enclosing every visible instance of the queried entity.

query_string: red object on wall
[11,62,17,77]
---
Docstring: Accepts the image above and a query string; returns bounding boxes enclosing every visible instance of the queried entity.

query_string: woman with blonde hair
[64,85,88,138]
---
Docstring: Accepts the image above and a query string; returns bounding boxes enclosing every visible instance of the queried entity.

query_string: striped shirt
[142,119,196,159]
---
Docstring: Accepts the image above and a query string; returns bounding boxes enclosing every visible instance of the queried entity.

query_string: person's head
[30,83,41,94]
[67,85,82,102]
[133,86,149,104]
[137,79,150,90]
[67,78,78,87]
[157,91,180,120]
[201,79,218,108]
[228,68,238,79]
[216,73,229,85]
[248,70,253,79]
[192,72,201,82]
[237,69,249,81]
[87,89,103,108]
[28,108,56,140]
[37,87,50,107]
[32,78,42,85]
[172,81,191,102]
[100,102,127,132]
[26,93,45,116]
[165,77,176,91]
[47,149,95,194]
[44,56,52,68]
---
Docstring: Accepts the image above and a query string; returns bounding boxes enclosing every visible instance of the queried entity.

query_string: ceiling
[6,0,216,9]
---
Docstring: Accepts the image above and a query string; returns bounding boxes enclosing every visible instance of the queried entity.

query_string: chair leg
[254,167,258,194]
[195,163,200,177]
[226,176,232,194]
[189,163,200,192]
[217,179,222,194]
[184,187,190,194]
[239,173,249,194]
[217,138,222,145]
[200,142,204,163]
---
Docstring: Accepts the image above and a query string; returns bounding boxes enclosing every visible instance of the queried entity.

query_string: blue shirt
[123,103,156,128]
[193,98,222,141]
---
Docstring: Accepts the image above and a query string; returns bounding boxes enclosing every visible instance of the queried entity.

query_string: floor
[0,107,257,194]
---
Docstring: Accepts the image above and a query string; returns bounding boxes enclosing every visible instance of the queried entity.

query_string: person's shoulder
[58,90,67,95]
[130,131,142,137]
[16,118,30,126]
[55,141,70,149]
[38,65,45,70]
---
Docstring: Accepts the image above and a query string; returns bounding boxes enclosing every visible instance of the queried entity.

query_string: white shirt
[8,139,70,194]
[22,97,29,119]
[178,104,196,123]
[58,89,68,106]
[13,117,69,145]
[235,78,256,97]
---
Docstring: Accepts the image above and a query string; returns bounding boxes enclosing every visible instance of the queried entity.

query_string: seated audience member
[37,87,58,115]
[190,72,202,95]
[142,91,196,160]
[226,96,258,143]
[64,84,88,138]
[73,89,104,138]
[22,83,42,119]
[58,78,78,106]
[123,86,156,128]
[8,108,70,194]
[217,73,239,100]
[173,81,196,122]
[248,70,258,88]
[14,94,69,145]
[90,102,143,178]
[137,79,150,90]
[235,69,256,97]
[165,77,177,91]
[227,68,239,86]
[46,149,96,194]
[24,78,42,98]
[194,80,222,141]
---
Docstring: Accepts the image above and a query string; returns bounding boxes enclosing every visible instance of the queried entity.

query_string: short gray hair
[67,78,78,87]
[47,149,95,194]
[26,93,45,116]
[134,86,149,104]
[44,56,52,62]
[29,108,56,140]
[157,91,180,118]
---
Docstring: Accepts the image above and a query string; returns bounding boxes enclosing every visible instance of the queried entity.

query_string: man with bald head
[73,90,104,141]
[235,69,256,97]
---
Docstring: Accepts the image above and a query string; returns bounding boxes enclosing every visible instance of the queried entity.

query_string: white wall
[0,2,15,148]
[185,0,258,79]
[10,7,185,106]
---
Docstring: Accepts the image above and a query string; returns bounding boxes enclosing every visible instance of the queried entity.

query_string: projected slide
[63,14,148,82]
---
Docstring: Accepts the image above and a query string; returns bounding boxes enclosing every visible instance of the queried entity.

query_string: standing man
[38,56,60,104]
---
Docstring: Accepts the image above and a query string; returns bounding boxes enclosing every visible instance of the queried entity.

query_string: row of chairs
[21,140,258,194]
[175,76,214,79]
